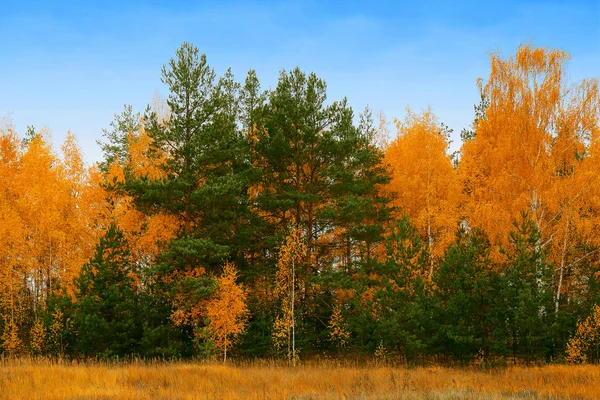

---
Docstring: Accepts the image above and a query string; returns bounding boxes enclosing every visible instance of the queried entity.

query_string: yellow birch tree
[205,262,249,362]
[273,230,306,364]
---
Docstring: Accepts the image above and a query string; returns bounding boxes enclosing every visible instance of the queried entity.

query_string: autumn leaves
[380,44,600,362]
[387,44,600,298]
[384,109,458,276]
[0,42,599,363]
[0,127,104,356]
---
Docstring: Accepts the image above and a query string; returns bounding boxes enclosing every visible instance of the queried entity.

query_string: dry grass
[0,359,599,399]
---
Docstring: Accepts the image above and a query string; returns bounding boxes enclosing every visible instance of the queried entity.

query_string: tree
[384,108,459,276]
[0,124,27,355]
[273,231,305,364]
[547,76,599,314]
[457,45,600,343]
[351,215,429,361]
[72,225,141,358]
[458,45,598,258]
[500,213,554,363]
[1,320,23,357]
[0,123,106,356]
[432,228,499,362]
[29,319,46,356]
[566,304,600,364]
[123,42,249,266]
[97,105,141,172]
[458,45,562,248]
[114,43,252,353]
[251,70,392,352]
[205,262,249,362]
[328,304,350,348]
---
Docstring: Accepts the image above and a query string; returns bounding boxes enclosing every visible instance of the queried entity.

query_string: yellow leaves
[513,44,568,75]
[170,261,249,362]
[328,305,350,347]
[273,231,306,360]
[273,310,293,350]
[30,319,47,356]
[566,305,600,363]
[0,127,106,326]
[274,230,305,298]
[49,310,69,358]
[205,262,249,361]
[108,160,126,184]
[108,153,180,264]
[170,309,190,327]
[374,341,388,360]
[384,108,459,268]
[128,129,167,181]
[61,131,85,184]
[458,44,600,272]
[169,266,208,328]
[360,286,382,321]
[1,320,23,357]
[107,129,178,266]
[135,213,179,258]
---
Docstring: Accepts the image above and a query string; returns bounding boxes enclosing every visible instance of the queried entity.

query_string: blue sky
[1,0,599,164]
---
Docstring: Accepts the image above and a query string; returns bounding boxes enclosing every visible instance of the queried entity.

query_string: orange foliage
[105,128,179,267]
[169,266,208,328]
[0,125,107,340]
[328,304,350,347]
[273,231,306,362]
[459,45,592,248]
[205,262,249,362]
[127,128,168,181]
[567,305,600,364]
[384,108,459,275]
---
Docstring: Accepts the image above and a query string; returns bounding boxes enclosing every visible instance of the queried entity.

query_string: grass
[0,359,599,399]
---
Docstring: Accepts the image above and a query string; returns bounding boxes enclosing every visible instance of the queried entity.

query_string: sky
[1,0,599,164]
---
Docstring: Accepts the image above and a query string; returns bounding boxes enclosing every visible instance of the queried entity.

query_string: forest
[0,42,599,366]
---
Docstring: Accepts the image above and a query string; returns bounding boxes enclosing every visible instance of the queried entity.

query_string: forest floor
[0,359,599,399]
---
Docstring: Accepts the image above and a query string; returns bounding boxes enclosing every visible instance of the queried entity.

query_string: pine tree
[116,43,252,352]
[72,225,141,358]
[500,213,554,363]
[250,69,392,350]
[370,215,429,361]
[433,228,499,363]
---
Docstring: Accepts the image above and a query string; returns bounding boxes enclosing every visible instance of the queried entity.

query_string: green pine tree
[249,68,393,351]
[432,228,499,363]
[72,225,141,358]
[501,212,554,363]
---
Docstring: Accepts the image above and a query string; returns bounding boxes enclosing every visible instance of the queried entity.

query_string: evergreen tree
[432,228,500,363]
[98,105,141,172]
[72,225,141,358]
[368,216,429,361]
[249,68,392,351]
[127,42,248,261]
[500,213,555,363]
[118,43,253,352]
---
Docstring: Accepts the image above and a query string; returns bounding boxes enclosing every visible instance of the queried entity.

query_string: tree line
[0,42,599,364]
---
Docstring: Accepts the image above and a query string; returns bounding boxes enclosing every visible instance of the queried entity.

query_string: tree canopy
[1,43,599,364]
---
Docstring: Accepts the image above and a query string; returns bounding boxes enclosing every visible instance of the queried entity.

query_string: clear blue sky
[1,0,599,164]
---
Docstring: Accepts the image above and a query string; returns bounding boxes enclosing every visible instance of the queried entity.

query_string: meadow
[1,359,599,399]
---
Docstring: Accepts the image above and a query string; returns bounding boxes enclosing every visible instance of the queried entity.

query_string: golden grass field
[1,359,599,399]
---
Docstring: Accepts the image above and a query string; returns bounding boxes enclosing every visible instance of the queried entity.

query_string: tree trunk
[291,257,296,366]
[427,164,434,277]
[555,217,569,313]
